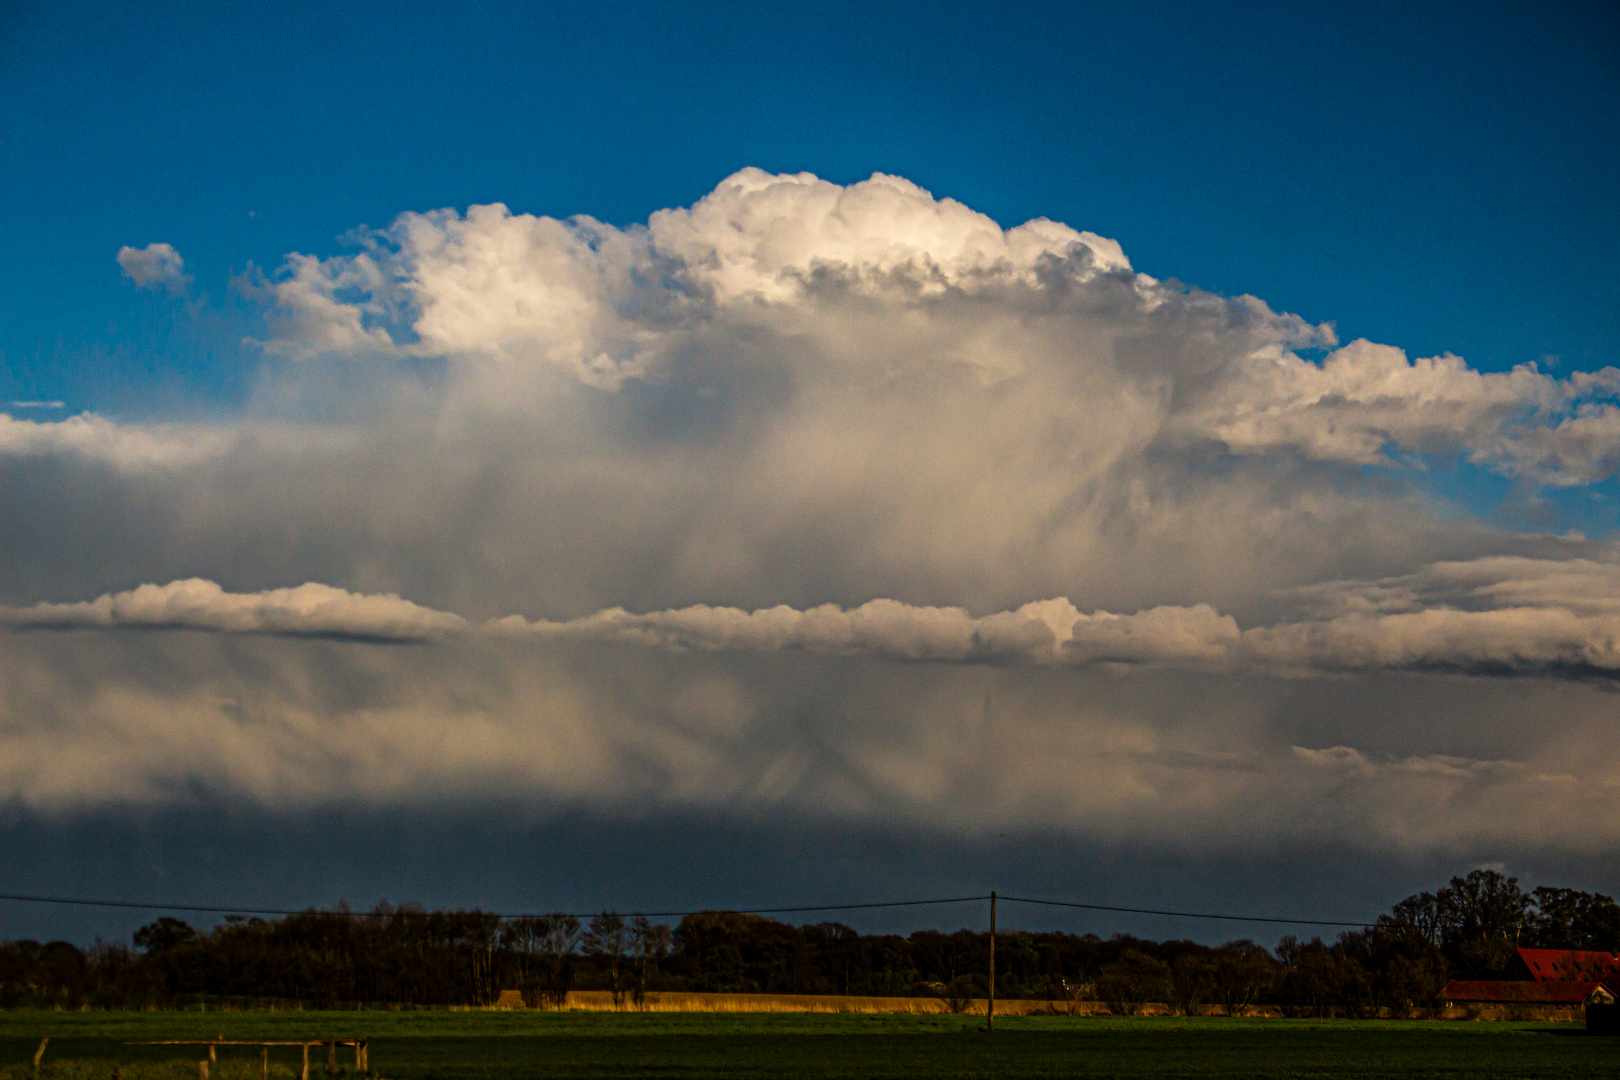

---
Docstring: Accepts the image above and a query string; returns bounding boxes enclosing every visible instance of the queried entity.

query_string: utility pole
[988,891,996,1032]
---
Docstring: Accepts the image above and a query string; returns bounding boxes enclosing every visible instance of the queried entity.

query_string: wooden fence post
[33,1037,48,1078]
[262,1046,269,1080]
[327,1039,336,1076]
[301,1043,310,1080]
[199,1061,209,1080]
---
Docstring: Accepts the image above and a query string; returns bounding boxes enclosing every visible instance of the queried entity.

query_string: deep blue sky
[1,0,1616,413]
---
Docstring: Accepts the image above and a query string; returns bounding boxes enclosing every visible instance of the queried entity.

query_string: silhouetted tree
[1211,941,1279,1015]
[1526,887,1620,951]
[1277,936,1370,1017]
[1437,870,1530,978]
[629,915,670,1009]
[584,913,632,1007]
[1096,949,1170,1014]
[536,914,582,1008]
[6,870,1616,1013]
[133,918,197,954]
[1170,951,1220,1012]
[1338,923,1448,1012]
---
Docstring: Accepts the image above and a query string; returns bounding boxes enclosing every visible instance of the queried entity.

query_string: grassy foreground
[3,1009,1617,1079]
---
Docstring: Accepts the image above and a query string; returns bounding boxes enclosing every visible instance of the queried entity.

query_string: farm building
[1440,979,1613,1005]
[1506,948,1620,982]
[1441,948,1619,1006]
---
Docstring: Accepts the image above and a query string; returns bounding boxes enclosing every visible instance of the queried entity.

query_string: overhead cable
[997,893,1376,928]
[0,890,1377,927]
[0,892,985,920]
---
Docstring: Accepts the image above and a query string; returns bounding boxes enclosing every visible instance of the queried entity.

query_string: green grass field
[3,1010,1616,1079]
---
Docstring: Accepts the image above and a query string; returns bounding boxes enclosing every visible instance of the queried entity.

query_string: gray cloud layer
[7,170,1620,864]
[3,630,1616,857]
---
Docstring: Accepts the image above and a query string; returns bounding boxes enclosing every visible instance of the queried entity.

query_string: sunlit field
[4,1010,1619,1080]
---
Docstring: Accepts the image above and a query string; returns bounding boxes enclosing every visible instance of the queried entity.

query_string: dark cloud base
[3,803,1612,948]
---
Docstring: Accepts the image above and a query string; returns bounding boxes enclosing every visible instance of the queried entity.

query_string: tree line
[3,871,1618,1014]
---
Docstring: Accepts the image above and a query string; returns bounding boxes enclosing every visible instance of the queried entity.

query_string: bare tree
[1096,949,1171,1016]
[468,931,497,1007]
[628,916,671,1010]
[538,914,583,1009]
[1212,941,1280,1016]
[500,916,543,1002]
[503,915,581,1009]
[584,913,634,1008]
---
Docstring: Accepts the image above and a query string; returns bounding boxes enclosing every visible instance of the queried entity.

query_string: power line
[998,894,1376,928]
[0,889,1378,928]
[0,892,986,920]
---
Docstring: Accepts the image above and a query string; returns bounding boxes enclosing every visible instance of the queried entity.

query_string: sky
[2,0,1620,944]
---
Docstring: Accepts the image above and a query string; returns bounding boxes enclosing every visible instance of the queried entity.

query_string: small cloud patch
[117,242,190,293]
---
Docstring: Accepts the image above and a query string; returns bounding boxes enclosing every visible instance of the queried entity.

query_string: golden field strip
[555,991,1039,1014]
[543,991,1586,1021]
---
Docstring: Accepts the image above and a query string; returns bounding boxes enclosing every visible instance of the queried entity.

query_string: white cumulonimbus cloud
[249,168,1620,483]
[255,169,1134,388]
[4,169,1620,854]
[117,242,190,292]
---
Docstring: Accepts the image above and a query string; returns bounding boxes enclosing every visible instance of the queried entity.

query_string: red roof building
[1441,949,1620,1006]
[1507,948,1620,983]
[1441,979,1613,1005]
